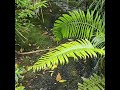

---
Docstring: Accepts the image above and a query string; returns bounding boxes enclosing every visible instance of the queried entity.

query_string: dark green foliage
[15,0,48,43]
[15,1,105,89]
[28,9,105,73]
[16,25,54,51]
[15,64,25,90]
[53,9,104,41]
[91,32,105,49]
[89,0,105,16]
[78,74,105,90]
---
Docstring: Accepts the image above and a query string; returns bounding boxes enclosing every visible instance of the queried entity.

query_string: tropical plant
[15,20,32,43]
[29,39,104,72]
[89,0,105,17]
[15,0,47,43]
[53,9,105,42]
[15,64,25,83]
[29,9,105,74]
[15,64,25,90]
[78,74,105,90]
[27,7,105,89]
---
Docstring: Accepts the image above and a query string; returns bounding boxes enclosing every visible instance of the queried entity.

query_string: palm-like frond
[89,0,105,16]
[53,9,105,41]
[78,74,105,90]
[29,39,104,72]
[92,32,105,49]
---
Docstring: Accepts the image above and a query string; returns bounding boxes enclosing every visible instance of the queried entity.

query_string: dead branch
[15,48,52,55]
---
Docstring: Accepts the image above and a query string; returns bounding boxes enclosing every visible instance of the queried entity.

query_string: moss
[16,25,54,51]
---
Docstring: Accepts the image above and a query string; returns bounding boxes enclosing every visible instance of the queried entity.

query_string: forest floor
[15,1,88,90]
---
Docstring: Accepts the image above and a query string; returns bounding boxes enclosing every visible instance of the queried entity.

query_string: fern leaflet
[28,39,104,72]
[78,74,105,90]
[53,10,105,41]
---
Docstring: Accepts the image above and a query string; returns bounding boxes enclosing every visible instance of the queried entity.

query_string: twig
[16,48,52,55]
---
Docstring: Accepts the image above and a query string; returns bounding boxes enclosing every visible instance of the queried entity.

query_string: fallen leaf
[56,72,61,81]
[59,80,66,83]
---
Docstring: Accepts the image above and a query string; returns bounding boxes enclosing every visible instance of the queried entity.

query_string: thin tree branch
[15,48,52,55]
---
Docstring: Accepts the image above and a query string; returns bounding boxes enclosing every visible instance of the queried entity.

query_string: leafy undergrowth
[15,24,56,53]
[15,27,99,90]
[15,1,105,89]
[15,2,64,89]
[16,54,94,90]
[15,23,58,90]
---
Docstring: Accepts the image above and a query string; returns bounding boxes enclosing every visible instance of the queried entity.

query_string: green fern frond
[29,39,105,72]
[89,0,105,16]
[53,9,105,41]
[92,32,105,49]
[78,74,105,90]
